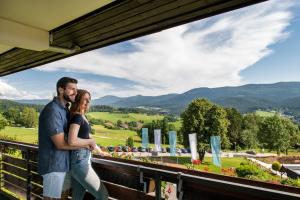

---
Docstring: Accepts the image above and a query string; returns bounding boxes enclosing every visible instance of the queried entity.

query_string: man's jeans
[70,148,108,200]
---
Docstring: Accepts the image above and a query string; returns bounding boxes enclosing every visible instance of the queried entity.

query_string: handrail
[92,158,300,200]
[0,140,300,200]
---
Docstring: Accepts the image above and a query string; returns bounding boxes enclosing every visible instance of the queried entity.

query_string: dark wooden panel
[31,172,43,186]
[53,0,190,43]
[31,184,43,199]
[2,163,27,180]
[2,180,42,200]
[99,181,155,200]
[2,173,27,191]
[0,51,56,72]
[2,155,27,169]
[2,180,26,199]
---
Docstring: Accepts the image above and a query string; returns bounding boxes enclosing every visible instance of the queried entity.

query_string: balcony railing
[0,140,299,200]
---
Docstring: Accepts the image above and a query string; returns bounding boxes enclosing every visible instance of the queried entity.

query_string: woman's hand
[88,139,97,150]
[93,145,111,157]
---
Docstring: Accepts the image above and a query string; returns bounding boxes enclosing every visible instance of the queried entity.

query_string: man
[38,77,96,200]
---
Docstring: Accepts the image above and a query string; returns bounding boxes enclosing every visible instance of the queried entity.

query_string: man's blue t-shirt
[38,97,69,175]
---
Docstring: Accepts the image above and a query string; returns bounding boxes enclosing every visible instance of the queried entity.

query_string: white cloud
[0,79,40,99]
[37,0,295,96]
[77,78,168,98]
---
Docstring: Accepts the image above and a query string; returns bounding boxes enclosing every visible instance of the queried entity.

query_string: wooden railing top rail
[1,140,300,200]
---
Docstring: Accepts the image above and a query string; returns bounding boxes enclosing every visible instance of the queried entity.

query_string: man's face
[61,83,77,103]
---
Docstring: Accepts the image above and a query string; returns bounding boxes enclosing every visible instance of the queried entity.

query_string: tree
[140,117,172,144]
[206,105,230,149]
[282,118,300,154]
[258,115,290,155]
[3,107,21,125]
[161,117,169,145]
[126,136,134,147]
[226,108,243,150]
[181,99,230,161]
[20,107,38,128]
[240,113,261,149]
[117,120,123,128]
[0,113,8,131]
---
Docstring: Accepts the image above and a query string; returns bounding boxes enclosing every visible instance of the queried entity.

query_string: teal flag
[210,136,221,167]
[169,131,177,156]
[142,128,149,148]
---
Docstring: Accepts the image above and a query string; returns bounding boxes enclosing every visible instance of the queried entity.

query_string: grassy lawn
[91,124,141,146]
[255,110,276,117]
[0,126,38,144]
[0,125,141,147]
[87,112,163,123]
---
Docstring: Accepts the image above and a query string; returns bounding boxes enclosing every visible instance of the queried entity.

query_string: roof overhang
[0,0,267,76]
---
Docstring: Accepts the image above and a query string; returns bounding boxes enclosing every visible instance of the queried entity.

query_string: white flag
[189,133,198,161]
[154,129,161,152]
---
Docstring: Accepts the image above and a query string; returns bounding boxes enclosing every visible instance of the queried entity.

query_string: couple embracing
[38,77,110,200]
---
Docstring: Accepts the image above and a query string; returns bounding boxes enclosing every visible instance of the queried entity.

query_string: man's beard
[63,93,73,102]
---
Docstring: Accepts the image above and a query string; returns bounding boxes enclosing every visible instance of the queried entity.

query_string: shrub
[236,162,275,182]
[281,178,300,187]
[271,161,281,171]
[246,150,256,155]
[126,136,134,147]
[236,164,260,177]
[90,127,96,135]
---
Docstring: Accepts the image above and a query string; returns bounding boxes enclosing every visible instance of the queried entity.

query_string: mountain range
[12,82,300,115]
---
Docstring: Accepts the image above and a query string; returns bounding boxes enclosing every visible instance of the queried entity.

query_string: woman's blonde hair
[70,89,91,115]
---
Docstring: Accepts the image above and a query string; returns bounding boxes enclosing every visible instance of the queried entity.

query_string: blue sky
[0,0,300,100]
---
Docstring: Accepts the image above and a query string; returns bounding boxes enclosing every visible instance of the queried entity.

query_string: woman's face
[81,93,91,113]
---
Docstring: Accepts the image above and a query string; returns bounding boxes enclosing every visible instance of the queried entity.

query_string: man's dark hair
[56,77,78,95]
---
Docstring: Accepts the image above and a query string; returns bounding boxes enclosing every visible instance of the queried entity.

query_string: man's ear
[58,87,64,95]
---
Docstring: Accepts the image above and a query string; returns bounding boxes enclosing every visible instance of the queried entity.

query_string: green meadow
[0,112,182,147]
[255,110,276,117]
[0,126,38,144]
[87,112,164,123]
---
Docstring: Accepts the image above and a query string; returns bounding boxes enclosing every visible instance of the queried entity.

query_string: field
[0,112,182,147]
[87,112,164,123]
[0,125,139,146]
[255,110,276,117]
[91,124,140,146]
[0,126,38,144]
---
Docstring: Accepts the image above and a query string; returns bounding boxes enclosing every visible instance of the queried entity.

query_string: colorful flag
[154,129,161,152]
[210,136,221,167]
[142,128,149,148]
[189,133,198,161]
[169,131,177,156]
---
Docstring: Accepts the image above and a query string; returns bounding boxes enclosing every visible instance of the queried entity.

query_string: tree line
[180,99,300,158]
[139,98,300,159]
[0,106,38,129]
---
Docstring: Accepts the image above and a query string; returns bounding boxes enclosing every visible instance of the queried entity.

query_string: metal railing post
[177,172,183,200]
[154,172,161,200]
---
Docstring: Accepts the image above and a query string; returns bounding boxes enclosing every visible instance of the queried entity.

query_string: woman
[68,89,110,200]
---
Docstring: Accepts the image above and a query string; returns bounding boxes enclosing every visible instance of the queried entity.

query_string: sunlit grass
[87,112,163,123]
